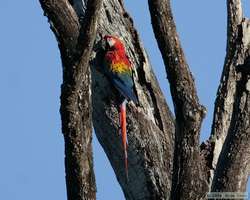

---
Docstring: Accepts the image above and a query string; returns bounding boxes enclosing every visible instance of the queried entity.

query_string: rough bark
[40,0,102,199]
[90,1,175,199]
[209,0,243,183]
[211,13,250,192]
[209,0,250,191]
[212,58,250,192]
[148,0,208,199]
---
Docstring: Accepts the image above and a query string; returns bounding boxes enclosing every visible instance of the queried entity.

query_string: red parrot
[102,35,138,179]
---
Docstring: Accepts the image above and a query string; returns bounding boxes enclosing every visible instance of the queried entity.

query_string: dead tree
[39,0,250,199]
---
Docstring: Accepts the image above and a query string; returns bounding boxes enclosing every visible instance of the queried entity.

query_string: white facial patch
[107,38,115,47]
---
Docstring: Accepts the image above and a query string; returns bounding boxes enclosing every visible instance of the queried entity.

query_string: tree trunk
[91,1,175,199]
[39,0,250,199]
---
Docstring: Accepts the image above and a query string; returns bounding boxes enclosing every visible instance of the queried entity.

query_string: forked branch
[209,0,250,191]
[211,0,250,190]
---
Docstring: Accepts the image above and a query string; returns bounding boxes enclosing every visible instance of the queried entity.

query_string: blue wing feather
[111,74,138,104]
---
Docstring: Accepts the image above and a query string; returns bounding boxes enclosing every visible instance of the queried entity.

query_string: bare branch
[209,1,249,188]
[148,0,208,199]
[211,16,250,192]
[40,0,103,199]
[209,39,238,188]
[39,0,80,58]
[212,62,250,192]
[227,0,243,45]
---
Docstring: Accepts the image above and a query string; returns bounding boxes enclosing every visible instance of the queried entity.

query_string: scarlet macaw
[102,35,138,179]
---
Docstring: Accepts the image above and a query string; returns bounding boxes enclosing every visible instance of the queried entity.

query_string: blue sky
[0,1,249,200]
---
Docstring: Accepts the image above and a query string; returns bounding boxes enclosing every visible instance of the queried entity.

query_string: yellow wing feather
[111,62,132,74]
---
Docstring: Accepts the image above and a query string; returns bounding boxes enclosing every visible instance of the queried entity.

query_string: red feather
[120,101,128,180]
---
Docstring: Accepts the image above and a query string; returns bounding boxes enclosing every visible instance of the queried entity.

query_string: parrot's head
[103,35,125,51]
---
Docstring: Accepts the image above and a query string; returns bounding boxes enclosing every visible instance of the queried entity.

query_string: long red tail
[120,101,128,180]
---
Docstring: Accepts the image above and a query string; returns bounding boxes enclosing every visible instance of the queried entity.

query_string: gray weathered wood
[209,1,250,190]
[211,14,250,191]
[209,0,243,177]
[212,62,250,191]
[91,0,175,199]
